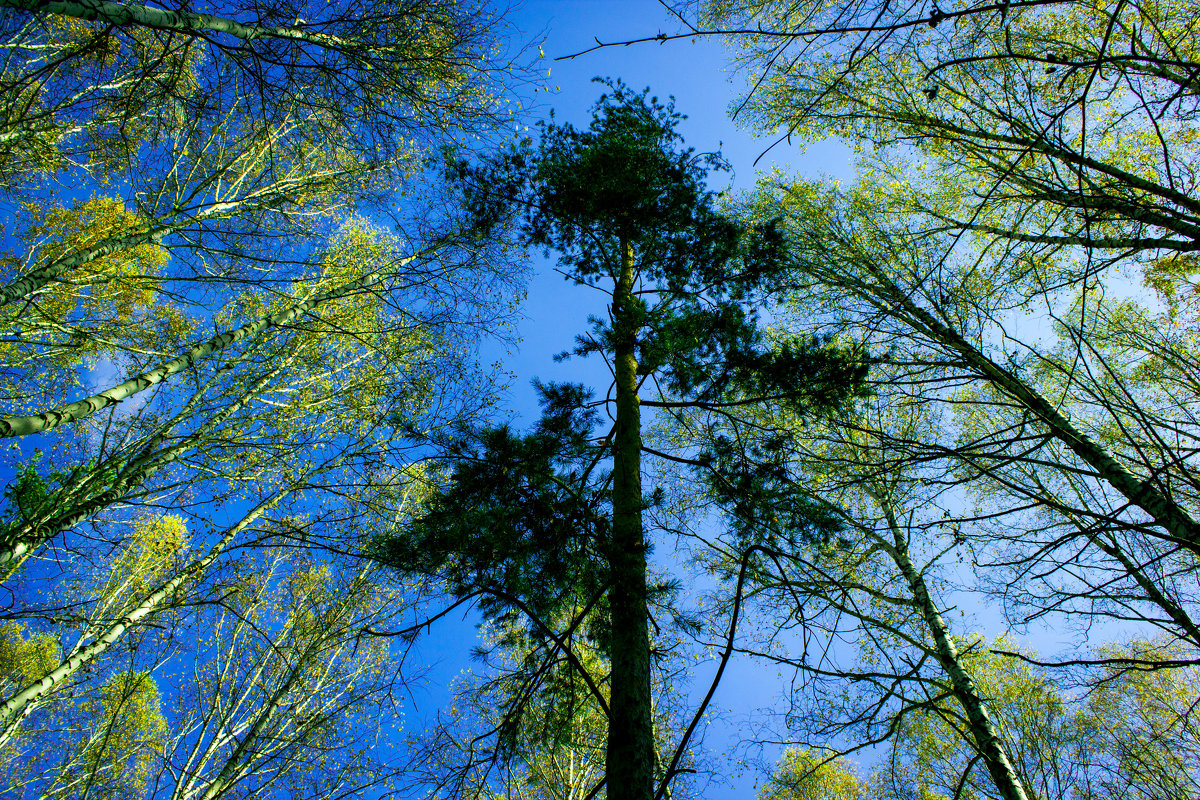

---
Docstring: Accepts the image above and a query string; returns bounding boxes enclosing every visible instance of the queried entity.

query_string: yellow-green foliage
[886,641,1067,800]
[1144,254,1200,321]
[1080,641,1200,800]
[0,196,187,410]
[0,11,202,185]
[760,748,867,800]
[105,515,188,599]
[0,622,59,691]
[20,196,168,317]
[78,671,169,798]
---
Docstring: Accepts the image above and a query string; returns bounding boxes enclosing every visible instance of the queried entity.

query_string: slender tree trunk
[0,487,292,749]
[0,232,459,437]
[606,238,654,800]
[0,351,290,576]
[859,257,1200,559]
[0,224,171,308]
[0,0,372,52]
[875,497,1031,800]
[194,645,314,800]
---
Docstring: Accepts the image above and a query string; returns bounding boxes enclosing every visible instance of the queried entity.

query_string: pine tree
[380,82,868,800]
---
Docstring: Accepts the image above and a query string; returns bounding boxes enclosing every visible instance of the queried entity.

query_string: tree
[0,196,173,413]
[1076,641,1200,800]
[0,3,525,797]
[2,547,414,799]
[752,639,1199,800]
[685,0,1200,652]
[0,227,463,438]
[379,83,867,800]
[0,512,186,752]
[0,436,441,798]
[52,670,169,800]
[0,0,510,197]
[682,386,1034,800]
[409,619,611,800]
[676,176,1200,799]
[0,216,502,580]
[156,551,410,800]
[758,749,867,800]
[571,6,1200,795]
[871,640,1200,800]
[0,0,520,568]
[713,173,1200,673]
[694,0,1199,264]
[878,643,1085,800]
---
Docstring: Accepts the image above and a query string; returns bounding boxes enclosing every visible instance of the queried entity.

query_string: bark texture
[879,500,1032,800]
[606,240,654,800]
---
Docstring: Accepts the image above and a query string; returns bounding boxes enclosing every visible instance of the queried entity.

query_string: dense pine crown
[526,83,740,280]
[386,78,869,604]
[453,81,868,403]
[382,382,609,633]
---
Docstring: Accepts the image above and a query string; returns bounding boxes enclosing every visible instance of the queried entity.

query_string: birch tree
[0,0,510,196]
[0,543,414,799]
[692,0,1200,652]
[33,670,170,800]
[0,422,437,796]
[757,749,868,800]
[731,177,1200,665]
[0,0,519,539]
[0,512,181,798]
[700,0,1200,261]
[688,387,1034,800]
[156,550,411,800]
[0,216,496,579]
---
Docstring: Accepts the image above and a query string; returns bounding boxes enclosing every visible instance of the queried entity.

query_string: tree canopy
[0,2,1197,800]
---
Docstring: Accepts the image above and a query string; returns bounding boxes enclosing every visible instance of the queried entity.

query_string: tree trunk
[0,488,291,749]
[860,258,1200,560]
[0,232,458,437]
[606,238,654,800]
[876,497,1031,800]
[0,351,291,576]
[0,0,370,51]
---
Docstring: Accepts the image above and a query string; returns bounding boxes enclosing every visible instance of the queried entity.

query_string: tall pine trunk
[606,239,654,800]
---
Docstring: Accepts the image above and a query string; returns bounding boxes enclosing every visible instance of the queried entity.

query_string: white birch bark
[873,494,1032,800]
[0,231,459,437]
[0,486,296,750]
[0,346,294,576]
[1,0,384,54]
